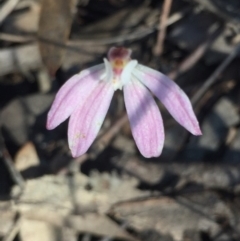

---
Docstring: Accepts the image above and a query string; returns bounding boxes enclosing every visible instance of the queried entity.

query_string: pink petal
[47,64,104,130]
[133,64,202,135]
[123,78,164,158]
[68,82,114,157]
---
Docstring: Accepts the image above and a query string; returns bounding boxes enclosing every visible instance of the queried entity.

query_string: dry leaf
[12,173,149,214]
[2,2,40,34]
[38,0,75,75]
[19,219,59,241]
[22,211,137,241]
[0,202,16,238]
[15,142,40,172]
[110,192,233,241]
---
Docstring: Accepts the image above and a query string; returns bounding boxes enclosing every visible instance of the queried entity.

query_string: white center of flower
[103,58,138,91]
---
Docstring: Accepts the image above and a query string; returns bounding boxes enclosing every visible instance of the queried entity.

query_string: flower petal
[133,64,202,135]
[68,82,114,157]
[47,64,104,130]
[103,58,113,82]
[121,60,138,86]
[123,78,164,158]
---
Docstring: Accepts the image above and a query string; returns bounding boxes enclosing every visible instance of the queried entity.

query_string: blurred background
[0,0,240,240]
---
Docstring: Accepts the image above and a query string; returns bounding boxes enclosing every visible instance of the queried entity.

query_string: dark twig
[168,23,222,80]
[0,8,185,46]
[0,0,20,25]
[191,43,240,106]
[0,147,25,190]
[89,115,128,159]
[58,115,128,174]
[154,0,173,56]
[0,32,35,42]
[2,216,21,241]
[0,133,25,190]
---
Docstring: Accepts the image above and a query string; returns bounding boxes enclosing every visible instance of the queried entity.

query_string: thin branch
[168,23,222,80]
[2,216,21,241]
[0,0,20,25]
[0,32,34,42]
[154,0,173,56]
[0,147,25,190]
[191,43,240,106]
[0,132,25,190]
[89,114,128,159]
[58,115,128,174]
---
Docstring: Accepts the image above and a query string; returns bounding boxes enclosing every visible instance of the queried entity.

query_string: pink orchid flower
[47,47,202,158]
